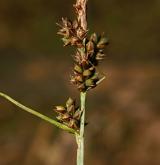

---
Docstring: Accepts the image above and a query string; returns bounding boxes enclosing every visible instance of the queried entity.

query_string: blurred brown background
[0,0,160,165]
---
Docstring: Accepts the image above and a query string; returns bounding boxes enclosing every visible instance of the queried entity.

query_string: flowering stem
[75,0,88,164]
[76,92,86,165]
[0,92,76,134]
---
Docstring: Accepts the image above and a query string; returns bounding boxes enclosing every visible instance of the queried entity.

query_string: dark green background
[0,0,160,164]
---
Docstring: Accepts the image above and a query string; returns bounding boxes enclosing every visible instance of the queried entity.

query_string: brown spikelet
[54,97,82,130]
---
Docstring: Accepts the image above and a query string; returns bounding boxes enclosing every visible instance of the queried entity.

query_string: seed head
[54,97,82,131]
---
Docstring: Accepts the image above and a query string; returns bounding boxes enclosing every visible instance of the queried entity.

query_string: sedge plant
[0,0,108,164]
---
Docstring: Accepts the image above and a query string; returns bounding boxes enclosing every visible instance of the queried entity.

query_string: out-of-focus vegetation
[0,0,159,165]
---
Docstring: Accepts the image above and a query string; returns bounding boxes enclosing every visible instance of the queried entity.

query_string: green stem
[0,92,76,134]
[76,92,86,165]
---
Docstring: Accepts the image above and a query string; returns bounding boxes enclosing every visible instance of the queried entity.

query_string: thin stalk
[0,92,76,134]
[75,0,88,164]
[76,92,86,165]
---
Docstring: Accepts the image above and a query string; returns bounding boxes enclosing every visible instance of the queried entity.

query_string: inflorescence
[54,4,108,131]
[54,97,82,131]
[57,17,108,92]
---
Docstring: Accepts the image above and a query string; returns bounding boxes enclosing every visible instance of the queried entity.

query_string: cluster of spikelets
[57,18,108,92]
[54,97,82,131]
[57,18,87,47]
[54,14,108,130]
